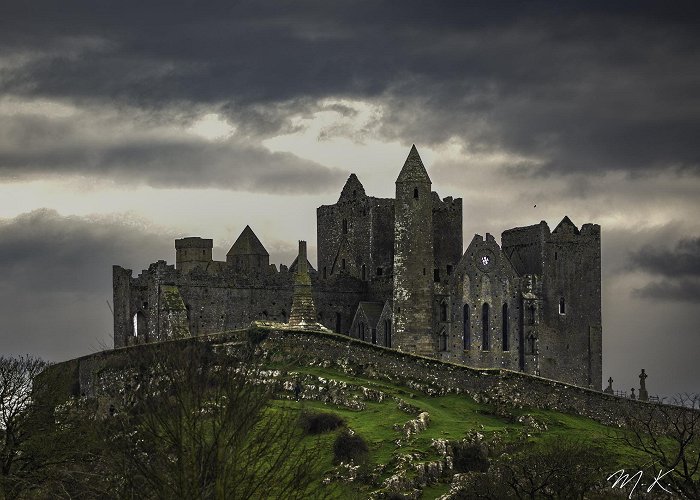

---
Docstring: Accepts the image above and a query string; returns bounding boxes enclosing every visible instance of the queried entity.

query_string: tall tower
[393,145,434,355]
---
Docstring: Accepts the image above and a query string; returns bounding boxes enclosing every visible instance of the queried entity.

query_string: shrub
[333,430,369,464]
[452,441,490,473]
[298,411,345,435]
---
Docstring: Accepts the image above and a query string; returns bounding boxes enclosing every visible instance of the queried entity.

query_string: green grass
[264,362,646,499]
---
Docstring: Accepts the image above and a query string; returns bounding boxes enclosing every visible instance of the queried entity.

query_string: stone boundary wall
[253,329,659,427]
[50,326,691,428]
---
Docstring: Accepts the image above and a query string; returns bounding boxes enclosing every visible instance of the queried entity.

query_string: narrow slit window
[414,187,419,199]
[439,330,448,351]
[559,297,566,315]
[463,304,470,349]
[502,303,509,351]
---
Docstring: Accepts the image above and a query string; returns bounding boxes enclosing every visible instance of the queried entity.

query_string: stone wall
[61,327,683,429]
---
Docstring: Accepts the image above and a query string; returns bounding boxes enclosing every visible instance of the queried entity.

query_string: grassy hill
[22,326,695,499]
[263,357,639,498]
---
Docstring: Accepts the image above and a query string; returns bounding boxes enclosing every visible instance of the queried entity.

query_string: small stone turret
[175,237,213,273]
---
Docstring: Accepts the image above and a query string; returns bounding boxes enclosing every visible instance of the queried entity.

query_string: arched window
[371,328,377,344]
[559,297,566,315]
[463,304,470,349]
[342,218,348,234]
[440,301,448,321]
[361,265,366,280]
[482,303,490,351]
[359,322,365,341]
[528,304,536,325]
[342,258,346,270]
[502,303,509,351]
[133,311,146,339]
[384,319,392,347]
[414,187,419,199]
[528,335,536,354]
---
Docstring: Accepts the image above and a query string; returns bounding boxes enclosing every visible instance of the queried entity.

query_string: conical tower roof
[396,145,431,183]
[227,225,269,257]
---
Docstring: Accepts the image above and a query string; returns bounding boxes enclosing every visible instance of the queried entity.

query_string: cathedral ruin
[113,145,602,389]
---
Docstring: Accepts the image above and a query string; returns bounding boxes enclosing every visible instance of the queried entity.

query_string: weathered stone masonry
[63,327,669,430]
[113,145,602,389]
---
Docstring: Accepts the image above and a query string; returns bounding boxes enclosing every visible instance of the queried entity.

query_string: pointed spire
[227,225,269,257]
[288,241,320,328]
[396,145,431,183]
[338,173,366,202]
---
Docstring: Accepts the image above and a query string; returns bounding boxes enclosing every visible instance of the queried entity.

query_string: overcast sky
[1,1,698,398]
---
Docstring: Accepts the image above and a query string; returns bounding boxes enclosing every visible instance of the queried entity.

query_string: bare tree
[0,356,48,498]
[622,394,700,499]
[103,341,325,499]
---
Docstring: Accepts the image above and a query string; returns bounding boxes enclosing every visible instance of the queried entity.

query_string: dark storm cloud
[0,209,174,359]
[631,238,700,277]
[629,237,700,302]
[2,1,700,176]
[0,113,345,193]
[632,279,700,303]
[0,209,173,295]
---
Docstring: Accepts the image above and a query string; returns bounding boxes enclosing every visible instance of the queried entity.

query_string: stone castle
[113,145,602,389]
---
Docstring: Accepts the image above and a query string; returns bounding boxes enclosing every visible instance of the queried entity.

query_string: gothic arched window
[482,303,490,350]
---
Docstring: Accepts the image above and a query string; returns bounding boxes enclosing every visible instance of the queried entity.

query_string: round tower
[393,145,435,355]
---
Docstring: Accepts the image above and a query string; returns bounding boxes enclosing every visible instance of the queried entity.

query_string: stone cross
[638,369,649,401]
[630,388,636,400]
[604,377,614,394]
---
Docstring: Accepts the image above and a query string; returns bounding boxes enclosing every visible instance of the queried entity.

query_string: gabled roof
[227,225,269,257]
[552,216,580,235]
[338,173,366,202]
[289,256,316,273]
[396,145,431,183]
[357,301,384,327]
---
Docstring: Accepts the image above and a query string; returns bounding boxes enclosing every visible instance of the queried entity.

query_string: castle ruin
[113,145,602,389]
